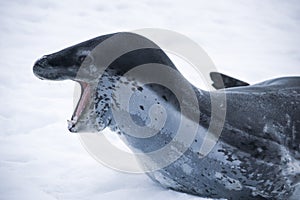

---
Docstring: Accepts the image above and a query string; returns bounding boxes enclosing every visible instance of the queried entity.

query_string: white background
[0,0,299,199]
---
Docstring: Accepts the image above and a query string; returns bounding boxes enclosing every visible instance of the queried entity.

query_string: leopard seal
[33,32,300,199]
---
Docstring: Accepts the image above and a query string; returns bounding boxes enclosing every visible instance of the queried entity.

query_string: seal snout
[33,54,73,81]
[34,55,49,67]
[33,55,50,80]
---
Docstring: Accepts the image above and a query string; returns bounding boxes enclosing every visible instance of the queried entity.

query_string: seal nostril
[41,55,48,60]
[34,55,49,68]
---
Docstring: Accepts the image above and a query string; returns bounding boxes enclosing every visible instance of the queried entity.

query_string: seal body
[33,32,300,200]
[123,77,300,200]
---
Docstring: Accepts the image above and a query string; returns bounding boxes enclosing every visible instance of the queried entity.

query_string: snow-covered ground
[0,0,299,199]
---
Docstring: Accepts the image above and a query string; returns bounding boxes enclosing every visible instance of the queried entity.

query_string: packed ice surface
[0,0,299,199]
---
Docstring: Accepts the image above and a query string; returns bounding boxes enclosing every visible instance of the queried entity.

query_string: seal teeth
[67,119,78,132]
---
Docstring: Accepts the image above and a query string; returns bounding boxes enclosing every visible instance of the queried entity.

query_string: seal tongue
[68,82,91,131]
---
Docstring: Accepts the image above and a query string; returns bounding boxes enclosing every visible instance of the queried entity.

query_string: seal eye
[78,55,86,62]
[78,55,93,66]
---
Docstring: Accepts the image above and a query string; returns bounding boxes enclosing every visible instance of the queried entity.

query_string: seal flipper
[210,72,249,89]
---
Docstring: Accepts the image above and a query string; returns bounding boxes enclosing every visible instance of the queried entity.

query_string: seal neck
[94,47,212,134]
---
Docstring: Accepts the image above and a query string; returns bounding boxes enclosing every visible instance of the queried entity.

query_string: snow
[0,0,299,200]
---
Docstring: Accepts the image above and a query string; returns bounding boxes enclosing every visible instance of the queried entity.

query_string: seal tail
[210,72,249,89]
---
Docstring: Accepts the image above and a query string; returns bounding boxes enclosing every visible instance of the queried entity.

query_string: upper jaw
[33,66,74,81]
[33,55,79,81]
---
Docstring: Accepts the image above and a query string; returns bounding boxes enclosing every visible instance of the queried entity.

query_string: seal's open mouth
[68,81,91,131]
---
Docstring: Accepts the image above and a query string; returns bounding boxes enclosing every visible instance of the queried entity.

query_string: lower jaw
[68,81,91,132]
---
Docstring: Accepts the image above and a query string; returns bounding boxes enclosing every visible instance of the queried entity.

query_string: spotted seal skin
[33,32,300,200]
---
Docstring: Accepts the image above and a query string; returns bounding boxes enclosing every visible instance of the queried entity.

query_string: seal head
[33,34,115,132]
